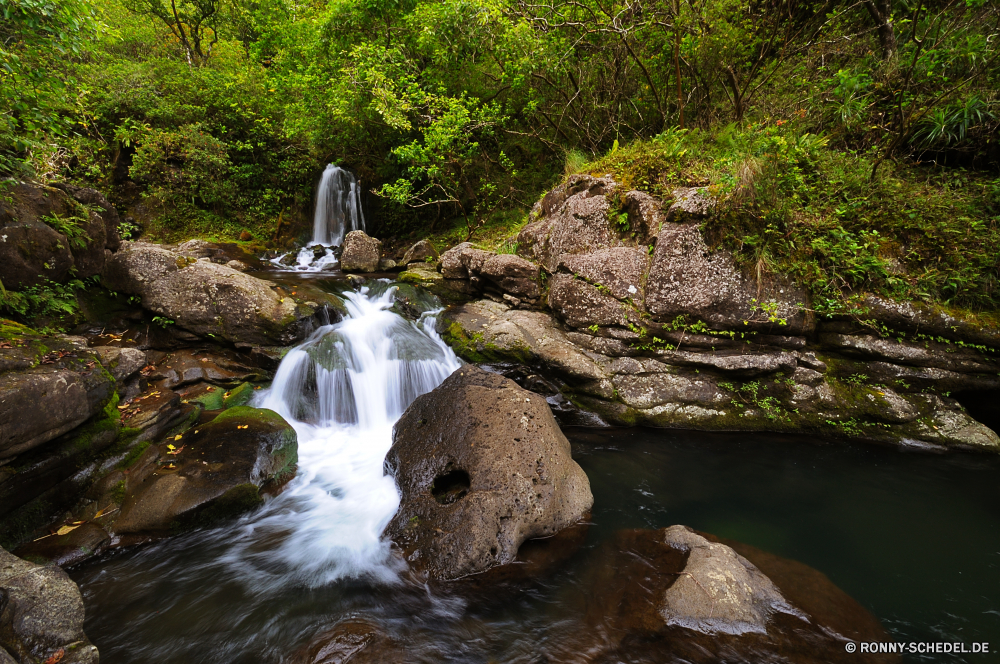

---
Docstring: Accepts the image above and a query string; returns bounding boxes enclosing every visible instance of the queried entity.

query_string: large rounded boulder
[384,365,593,580]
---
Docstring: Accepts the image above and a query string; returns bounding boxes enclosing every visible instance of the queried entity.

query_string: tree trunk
[863,0,897,59]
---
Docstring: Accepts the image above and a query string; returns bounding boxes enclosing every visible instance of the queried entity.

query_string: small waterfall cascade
[211,283,460,586]
[271,165,367,272]
[312,164,365,246]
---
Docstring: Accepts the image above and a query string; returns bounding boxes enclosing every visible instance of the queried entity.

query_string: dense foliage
[0,0,998,311]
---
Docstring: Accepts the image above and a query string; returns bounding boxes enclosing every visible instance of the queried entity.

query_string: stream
[69,276,1000,664]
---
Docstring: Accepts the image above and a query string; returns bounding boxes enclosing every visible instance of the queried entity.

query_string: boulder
[646,222,812,334]
[0,547,99,664]
[439,242,493,280]
[339,231,382,273]
[92,346,146,385]
[110,406,297,535]
[102,241,309,346]
[141,348,268,390]
[558,247,649,301]
[385,365,593,580]
[0,333,115,460]
[577,526,896,663]
[517,175,621,272]
[0,181,120,290]
[400,239,439,266]
[547,273,635,328]
[478,254,540,299]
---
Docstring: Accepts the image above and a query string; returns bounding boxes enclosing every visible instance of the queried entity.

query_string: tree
[123,0,224,65]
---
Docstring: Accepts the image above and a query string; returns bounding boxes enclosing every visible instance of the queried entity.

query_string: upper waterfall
[312,164,366,246]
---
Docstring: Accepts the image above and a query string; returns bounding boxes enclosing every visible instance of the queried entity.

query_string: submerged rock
[0,547,99,664]
[385,365,593,580]
[339,231,382,273]
[575,526,896,663]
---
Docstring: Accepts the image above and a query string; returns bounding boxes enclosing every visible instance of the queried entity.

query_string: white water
[212,284,459,587]
[271,165,367,272]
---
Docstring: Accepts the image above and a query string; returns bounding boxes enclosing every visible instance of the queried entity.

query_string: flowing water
[272,165,367,271]
[71,282,1000,663]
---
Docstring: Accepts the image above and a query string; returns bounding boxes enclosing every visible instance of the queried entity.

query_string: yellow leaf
[56,525,79,536]
[174,435,183,441]
[167,444,176,450]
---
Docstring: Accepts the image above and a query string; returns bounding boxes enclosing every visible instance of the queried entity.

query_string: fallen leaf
[167,444,176,450]
[167,445,185,455]
[43,648,64,664]
[174,435,183,441]
[55,525,79,536]
[94,505,119,519]
[164,463,177,470]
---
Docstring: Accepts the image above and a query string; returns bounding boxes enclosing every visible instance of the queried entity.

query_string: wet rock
[0,547,99,664]
[852,294,1000,348]
[517,175,621,272]
[377,258,396,271]
[103,241,308,346]
[385,365,593,580]
[0,334,115,460]
[175,239,263,269]
[143,348,268,390]
[288,619,403,664]
[339,231,382,273]
[400,239,439,266]
[646,222,812,334]
[117,387,183,442]
[478,254,540,299]
[111,406,297,536]
[576,526,896,664]
[92,346,146,386]
[655,350,799,377]
[225,259,249,272]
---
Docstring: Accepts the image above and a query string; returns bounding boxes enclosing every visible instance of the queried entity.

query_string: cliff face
[427,174,999,451]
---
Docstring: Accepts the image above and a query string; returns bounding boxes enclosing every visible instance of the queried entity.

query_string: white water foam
[213,285,459,588]
[270,165,367,272]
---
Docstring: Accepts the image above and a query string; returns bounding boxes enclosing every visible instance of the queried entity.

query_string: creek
[68,273,1000,664]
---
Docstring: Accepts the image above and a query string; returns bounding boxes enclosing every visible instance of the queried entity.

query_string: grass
[423,208,531,254]
[586,122,1000,317]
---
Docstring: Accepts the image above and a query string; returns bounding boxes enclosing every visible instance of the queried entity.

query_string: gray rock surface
[0,547,99,664]
[339,231,382,273]
[102,241,307,346]
[479,254,540,299]
[385,365,593,580]
[646,222,812,334]
[518,175,621,272]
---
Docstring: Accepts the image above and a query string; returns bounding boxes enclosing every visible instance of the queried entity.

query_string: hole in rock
[954,390,1000,435]
[431,469,471,505]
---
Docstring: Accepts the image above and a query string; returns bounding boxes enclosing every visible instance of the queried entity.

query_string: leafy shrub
[130,124,236,208]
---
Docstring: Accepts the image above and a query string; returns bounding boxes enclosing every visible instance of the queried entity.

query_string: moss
[188,483,264,529]
[223,382,256,408]
[441,321,533,365]
[0,495,51,550]
[110,479,127,504]
[117,440,151,470]
[190,387,226,410]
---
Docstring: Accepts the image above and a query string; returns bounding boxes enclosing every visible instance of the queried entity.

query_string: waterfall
[213,283,460,586]
[312,164,366,246]
[272,165,367,271]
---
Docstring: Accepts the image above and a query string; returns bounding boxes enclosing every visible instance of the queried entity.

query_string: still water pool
[72,427,999,663]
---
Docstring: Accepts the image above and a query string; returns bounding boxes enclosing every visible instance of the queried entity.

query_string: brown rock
[400,239,440,266]
[558,247,649,301]
[385,365,593,580]
[518,175,621,272]
[479,254,540,299]
[547,273,634,328]
[339,231,382,273]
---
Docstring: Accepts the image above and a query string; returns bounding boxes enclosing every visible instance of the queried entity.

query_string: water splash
[184,284,460,588]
